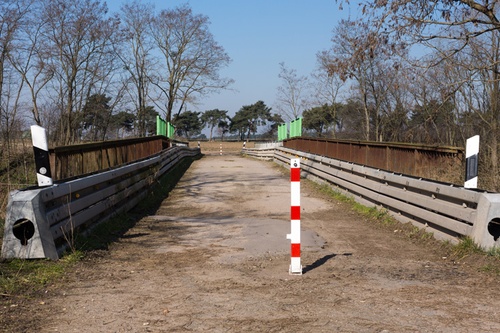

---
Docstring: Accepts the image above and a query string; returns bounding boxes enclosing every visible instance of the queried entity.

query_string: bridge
[2,136,500,260]
[2,138,500,331]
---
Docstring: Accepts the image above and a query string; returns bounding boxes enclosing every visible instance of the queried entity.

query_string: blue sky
[108,1,356,117]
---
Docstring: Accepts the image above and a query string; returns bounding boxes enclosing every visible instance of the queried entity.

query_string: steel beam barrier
[2,146,201,259]
[245,146,500,250]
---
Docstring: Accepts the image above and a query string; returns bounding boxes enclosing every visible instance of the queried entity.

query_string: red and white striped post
[287,158,302,275]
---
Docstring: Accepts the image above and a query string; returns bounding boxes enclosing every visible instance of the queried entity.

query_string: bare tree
[275,62,310,122]
[150,4,233,122]
[322,20,396,141]
[117,1,155,137]
[40,0,119,144]
[340,1,500,56]
[0,0,32,137]
[0,0,33,197]
[9,1,53,126]
[311,60,345,138]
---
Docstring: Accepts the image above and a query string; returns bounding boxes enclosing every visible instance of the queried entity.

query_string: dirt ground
[3,150,500,332]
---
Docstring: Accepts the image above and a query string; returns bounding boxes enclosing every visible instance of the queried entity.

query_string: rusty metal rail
[283,137,464,184]
[49,136,172,180]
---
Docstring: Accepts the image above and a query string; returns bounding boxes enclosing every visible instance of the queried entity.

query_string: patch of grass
[315,182,396,226]
[486,246,500,258]
[0,251,83,295]
[316,183,354,204]
[312,181,444,243]
[479,264,500,275]
[452,237,484,260]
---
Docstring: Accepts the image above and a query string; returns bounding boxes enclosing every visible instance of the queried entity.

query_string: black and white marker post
[31,125,53,187]
[464,135,480,189]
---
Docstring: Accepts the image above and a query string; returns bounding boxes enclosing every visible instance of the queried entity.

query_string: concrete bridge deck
[15,154,500,332]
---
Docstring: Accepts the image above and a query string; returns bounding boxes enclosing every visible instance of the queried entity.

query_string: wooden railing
[49,136,171,180]
[283,137,464,184]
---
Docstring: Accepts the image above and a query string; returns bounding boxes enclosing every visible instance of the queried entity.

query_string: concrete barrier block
[1,188,58,260]
[470,193,500,250]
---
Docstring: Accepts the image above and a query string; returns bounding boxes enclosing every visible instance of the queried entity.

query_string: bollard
[31,125,53,187]
[220,143,222,156]
[287,158,302,275]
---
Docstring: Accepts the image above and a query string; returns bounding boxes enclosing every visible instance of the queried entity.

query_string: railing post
[30,125,53,187]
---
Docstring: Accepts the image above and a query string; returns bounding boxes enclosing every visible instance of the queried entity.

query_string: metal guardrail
[243,147,500,250]
[254,142,283,149]
[1,146,201,259]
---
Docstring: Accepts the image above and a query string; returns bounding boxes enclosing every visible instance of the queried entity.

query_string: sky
[107,0,358,118]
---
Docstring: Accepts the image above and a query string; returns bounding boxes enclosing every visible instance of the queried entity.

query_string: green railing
[156,116,175,138]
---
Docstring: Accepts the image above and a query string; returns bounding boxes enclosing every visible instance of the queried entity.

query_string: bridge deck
[39,154,500,332]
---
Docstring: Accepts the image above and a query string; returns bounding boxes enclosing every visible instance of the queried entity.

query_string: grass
[0,251,83,296]
[452,237,484,259]
[315,182,396,227]
[0,155,198,297]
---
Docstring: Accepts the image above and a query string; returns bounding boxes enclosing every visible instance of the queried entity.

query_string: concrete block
[1,188,58,260]
[471,193,500,250]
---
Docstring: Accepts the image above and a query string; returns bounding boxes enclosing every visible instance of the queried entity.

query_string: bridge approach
[22,153,500,332]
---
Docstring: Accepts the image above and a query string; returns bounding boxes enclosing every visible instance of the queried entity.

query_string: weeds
[487,246,500,258]
[479,264,500,274]
[452,237,484,260]
[0,252,82,295]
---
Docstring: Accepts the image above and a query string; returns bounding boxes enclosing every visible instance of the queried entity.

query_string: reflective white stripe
[31,125,49,150]
[465,177,477,189]
[466,135,479,158]
[291,158,300,168]
[36,173,53,186]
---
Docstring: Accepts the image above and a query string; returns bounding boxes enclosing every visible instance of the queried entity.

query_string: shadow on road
[302,253,352,274]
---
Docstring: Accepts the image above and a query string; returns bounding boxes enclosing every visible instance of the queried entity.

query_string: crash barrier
[1,146,201,260]
[243,146,500,250]
[254,142,283,149]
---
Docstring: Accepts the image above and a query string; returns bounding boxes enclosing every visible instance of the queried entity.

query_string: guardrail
[254,142,283,149]
[243,147,500,250]
[1,146,201,259]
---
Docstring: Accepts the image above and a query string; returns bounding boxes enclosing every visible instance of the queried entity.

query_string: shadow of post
[302,253,352,274]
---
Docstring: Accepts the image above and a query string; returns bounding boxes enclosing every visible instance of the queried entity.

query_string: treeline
[0,0,232,148]
[273,2,500,191]
[2,0,500,191]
